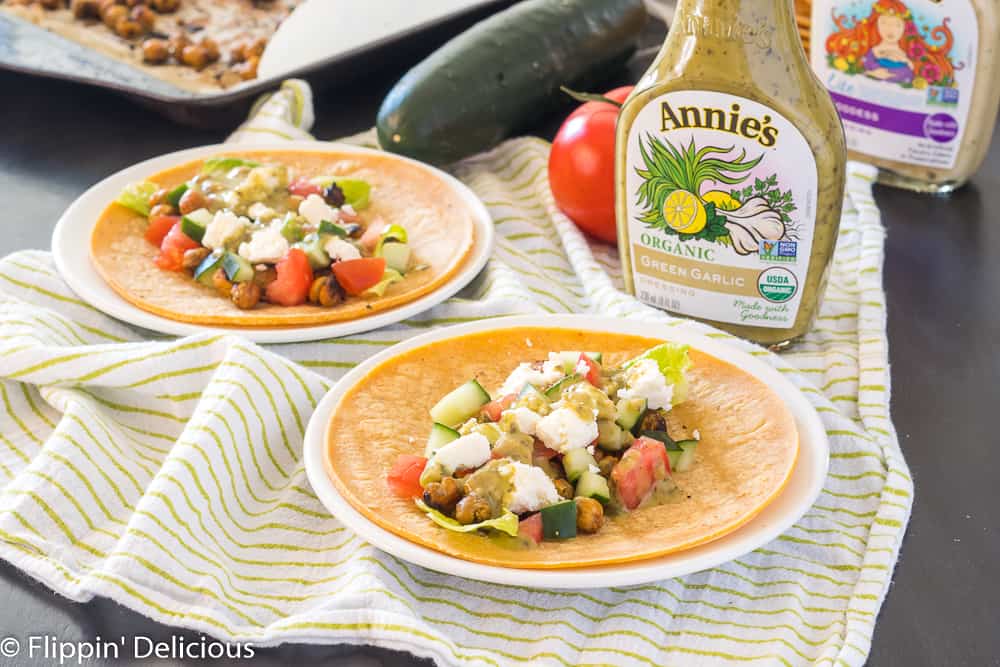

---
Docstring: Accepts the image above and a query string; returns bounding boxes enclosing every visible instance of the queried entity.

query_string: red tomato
[548,86,633,244]
[288,177,323,198]
[533,438,560,460]
[333,257,387,296]
[145,215,180,247]
[518,513,544,544]
[481,393,517,422]
[265,248,314,306]
[154,222,201,272]
[577,354,602,386]
[359,217,388,252]
[387,454,428,498]
[611,436,671,510]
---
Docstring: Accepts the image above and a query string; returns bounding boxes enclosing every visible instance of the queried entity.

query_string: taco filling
[115,155,420,311]
[387,343,702,544]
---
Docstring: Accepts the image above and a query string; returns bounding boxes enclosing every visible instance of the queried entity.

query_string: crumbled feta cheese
[299,194,337,227]
[500,461,560,514]
[588,463,600,474]
[618,358,673,411]
[202,211,249,250]
[535,407,598,453]
[342,204,357,217]
[238,227,289,264]
[586,444,595,456]
[324,237,361,261]
[575,358,592,376]
[504,407,541,436]
[247,202,276,222]
[431,433,490,474]
[498,360,565,396]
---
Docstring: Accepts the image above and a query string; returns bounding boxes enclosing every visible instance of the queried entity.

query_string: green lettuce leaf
[415,499,519,537]
[362,268,403,297]
[201,157,260,173]
[115,181,159,217]
[625,342,692,405]
[309,176,371,209]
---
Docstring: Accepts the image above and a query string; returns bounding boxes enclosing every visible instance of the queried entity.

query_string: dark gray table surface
[2,23,999,667]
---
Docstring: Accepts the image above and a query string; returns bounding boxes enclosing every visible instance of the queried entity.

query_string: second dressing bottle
[615,0,847,348]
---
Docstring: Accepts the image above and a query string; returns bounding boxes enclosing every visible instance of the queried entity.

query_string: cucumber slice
[375,224,408,256]
[280,216,305,242]
[193,252,224,286]
[293,233,332,270]
[381,242,412,273]
[575,470,610,505]
[430,379,491,427]
[541,499,577,540]
[674,439,698,472]
[180,208,212,243]
[615,397,647,433]
[318,220,349,237]
[596,419,626,452]
[544,374,581,400]
[221,252,255,282]
[166,183,189,208]
[424,422,460,458]
[562,448,597,483]
[551,351,603,374]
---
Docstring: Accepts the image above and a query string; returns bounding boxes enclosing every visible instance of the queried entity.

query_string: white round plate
[51,141,495,344]
[304,315,829,588]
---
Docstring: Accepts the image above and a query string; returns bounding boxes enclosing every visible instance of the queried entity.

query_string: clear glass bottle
[809,0,1000,193]
[615,0,847,348]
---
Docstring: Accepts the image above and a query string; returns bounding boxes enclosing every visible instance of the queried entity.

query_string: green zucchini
[575,471,611,505]
[614,397,646,433]
[180,208,213,244]
[221,252,254,283]
[430,379,491,426]
[376,0,646,164]
[541,499,577,540]
[193,252,224,286]
[562,448,597,483]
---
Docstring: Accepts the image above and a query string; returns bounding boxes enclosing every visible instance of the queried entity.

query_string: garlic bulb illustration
[719,197,786,255]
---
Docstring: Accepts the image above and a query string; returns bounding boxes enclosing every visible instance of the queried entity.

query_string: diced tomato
[265,248,314,306]
[533,438,560,460]
[577,353,602,386]
[387,454,427,498]
[611,436,671,510]
[518,512,543,544]
[481,393,517,422]
[145,215,180,247]
[288,177,323,198]
[359,217,388,252]
[333,257,386,296]
[154,222,201,272]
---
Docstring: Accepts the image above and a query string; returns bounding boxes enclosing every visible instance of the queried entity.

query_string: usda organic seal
[758,267,797,303]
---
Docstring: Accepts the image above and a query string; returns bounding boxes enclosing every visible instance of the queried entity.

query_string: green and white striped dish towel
[0,79,912,666]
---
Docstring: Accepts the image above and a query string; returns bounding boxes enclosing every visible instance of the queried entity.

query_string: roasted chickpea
[141,37,169,63]
[454,494,491,525]
[147,187,169,208]
[180,44,209,70]
[245,37,267,59]
[98,0,121,15]
[231,281,261,310]
[229,43,247,63]
[575,497,604,534]
[177,188,206,214]
[422,476,461,514]
[71,0,100,19]
[39,0,63,10]
[148,203,175,218]
[234,55,259,81]
[148,0,179,12]
[639,409,669,434]
[553,478,574,500]
[101,3,127,28]
[181,247,210,271]
[114,17,144,39]
[211,269,232,297]
[124,0,143,6]
[199,37,220,63]
[252,267,277,289]
[308,275,344,307]
[597,455,617,478]
[130,4,155,29]
[168,33,190,57]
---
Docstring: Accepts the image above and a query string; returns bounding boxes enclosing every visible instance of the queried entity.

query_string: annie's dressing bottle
[615,0,847,347]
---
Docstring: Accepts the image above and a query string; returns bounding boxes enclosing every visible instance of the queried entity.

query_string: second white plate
[304,315,829,588]
[51,141,495,344]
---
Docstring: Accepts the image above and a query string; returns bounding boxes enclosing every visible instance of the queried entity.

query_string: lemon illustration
[702,190,741,211]
[662,189,707,234]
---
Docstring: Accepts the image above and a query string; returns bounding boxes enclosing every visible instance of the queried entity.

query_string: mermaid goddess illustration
[825,0,960,89]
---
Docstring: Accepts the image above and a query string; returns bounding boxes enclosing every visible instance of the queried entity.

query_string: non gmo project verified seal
[759,240,797,263]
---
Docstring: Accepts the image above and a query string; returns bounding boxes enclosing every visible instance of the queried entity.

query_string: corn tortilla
[90,149,476,328]
[325,327,799,569]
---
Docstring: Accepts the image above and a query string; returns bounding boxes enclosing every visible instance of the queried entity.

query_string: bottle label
[811,0,978,170]
[623,91,818,329]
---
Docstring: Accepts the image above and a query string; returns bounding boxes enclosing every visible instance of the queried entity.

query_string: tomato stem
[560,86,624,108]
